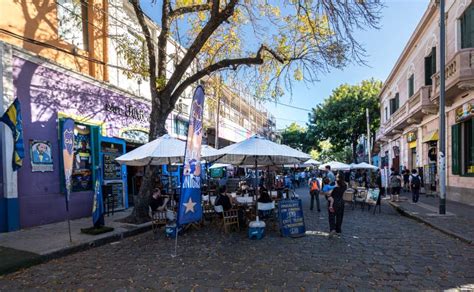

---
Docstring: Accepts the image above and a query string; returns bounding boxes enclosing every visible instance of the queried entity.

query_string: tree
[126,0,382,222]
[310,140,352,163]
[307,79,382,163]
[280,123,310,152]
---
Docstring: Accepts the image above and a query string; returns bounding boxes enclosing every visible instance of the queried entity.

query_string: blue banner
[92,171,105,227]
[62,118,75,203]
[0,98,25,171]
[178,86,205,225]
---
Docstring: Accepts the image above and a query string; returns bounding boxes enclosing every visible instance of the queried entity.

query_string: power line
[269,100,312,112]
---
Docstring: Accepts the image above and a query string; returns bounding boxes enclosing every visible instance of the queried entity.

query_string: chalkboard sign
[278,199,306,238]
[103,153,121,181]
[102,182,124,209]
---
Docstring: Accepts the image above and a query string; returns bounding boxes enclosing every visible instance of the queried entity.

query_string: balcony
[379,86,437,139]
[431,48,474,105]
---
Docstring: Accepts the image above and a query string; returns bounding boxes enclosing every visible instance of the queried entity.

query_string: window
[390,93,400,115]
[57,0,89,50]
[461,5,474,49]
[384,106,388,122]
[175,118,189,136]
[424,47,436,85]
[408,74,414,97]
[452,119,474,175]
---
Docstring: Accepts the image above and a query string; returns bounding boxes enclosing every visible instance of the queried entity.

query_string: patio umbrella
[318,161,351,171]
[303,159,321,166]
[209,163,231,169]
[115,134,186,166]
[351,162,378,170]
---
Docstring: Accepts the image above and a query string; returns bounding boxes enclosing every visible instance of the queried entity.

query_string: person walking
[409,169,421,203]
[328,176,347,237]
[402,167,410,192]
[389,170,402,202]
[325,165,335,185]
[308,175,321,212]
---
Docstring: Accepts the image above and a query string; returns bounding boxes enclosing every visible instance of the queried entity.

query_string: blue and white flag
[0,98,25,171]
[178,86,205,225]
[92,171,104,227]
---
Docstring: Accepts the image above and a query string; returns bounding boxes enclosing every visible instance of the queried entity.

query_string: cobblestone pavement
[1,188,473,291]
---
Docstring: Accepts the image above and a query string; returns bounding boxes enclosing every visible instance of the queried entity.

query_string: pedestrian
[328,176,347,237]
[389,170,402,202]
[325,165,335,184]
[376,169,385,198]
[403,167,410,192]
[308,175,321,212]
[409,169,421,203]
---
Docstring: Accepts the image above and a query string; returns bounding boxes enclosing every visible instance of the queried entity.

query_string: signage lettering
[104,103,148,122]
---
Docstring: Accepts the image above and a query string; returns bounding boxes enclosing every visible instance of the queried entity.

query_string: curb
[0,223,152,276]
[389,202,473,245]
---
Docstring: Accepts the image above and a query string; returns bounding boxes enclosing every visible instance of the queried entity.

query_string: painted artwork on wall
[30,140,53,172]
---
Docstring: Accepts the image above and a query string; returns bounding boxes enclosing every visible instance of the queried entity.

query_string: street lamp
[439,0,446,214]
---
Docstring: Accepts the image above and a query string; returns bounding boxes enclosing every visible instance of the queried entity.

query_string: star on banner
[183,197,196,214]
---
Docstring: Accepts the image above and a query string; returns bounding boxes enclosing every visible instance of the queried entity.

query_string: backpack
[411,175,421,189]
[310,179,319,191]
[390,175,401,188]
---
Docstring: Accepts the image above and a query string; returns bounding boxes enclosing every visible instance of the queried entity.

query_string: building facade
[0,0,274,232]
[375,0,474,205]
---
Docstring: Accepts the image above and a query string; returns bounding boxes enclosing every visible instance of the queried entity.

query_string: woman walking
[327,176,347,237]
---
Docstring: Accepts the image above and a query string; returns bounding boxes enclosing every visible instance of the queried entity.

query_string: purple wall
[13,57,151,228]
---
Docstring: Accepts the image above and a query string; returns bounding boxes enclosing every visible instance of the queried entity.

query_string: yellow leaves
[293,68,303,81]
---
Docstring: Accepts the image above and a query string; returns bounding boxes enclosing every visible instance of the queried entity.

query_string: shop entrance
[410,148,417,170]
[125,142,144,207]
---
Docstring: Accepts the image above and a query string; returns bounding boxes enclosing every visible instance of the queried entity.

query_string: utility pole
[439,0,446,214]
[366,108,371,164]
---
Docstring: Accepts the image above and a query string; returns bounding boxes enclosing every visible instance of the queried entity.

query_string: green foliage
[307,79,382,161]
[280,122,310,153]
[310,140,352,163]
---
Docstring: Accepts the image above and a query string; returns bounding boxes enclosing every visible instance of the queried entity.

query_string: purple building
[1,49,152,231]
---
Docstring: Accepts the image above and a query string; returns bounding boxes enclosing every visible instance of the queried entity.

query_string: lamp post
[439,0,446,214]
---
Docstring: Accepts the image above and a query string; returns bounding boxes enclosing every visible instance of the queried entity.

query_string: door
[100,137,128,210]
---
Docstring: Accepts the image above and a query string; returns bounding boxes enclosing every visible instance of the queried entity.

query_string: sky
[265,0,431,130]
[142,0,431,130]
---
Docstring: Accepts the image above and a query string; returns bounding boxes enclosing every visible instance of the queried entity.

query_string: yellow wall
[0,0,108,81]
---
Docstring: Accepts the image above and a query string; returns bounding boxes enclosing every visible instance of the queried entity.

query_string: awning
[408,141,417,149]
[422,130,438,143]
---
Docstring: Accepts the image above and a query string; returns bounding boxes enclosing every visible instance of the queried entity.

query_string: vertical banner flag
[0,98,25,170]
[178,86,205,224]
[62,118,75,204]
[92,171,105,227]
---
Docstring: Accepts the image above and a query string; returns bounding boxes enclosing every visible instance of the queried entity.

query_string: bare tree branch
[170,2,212,18]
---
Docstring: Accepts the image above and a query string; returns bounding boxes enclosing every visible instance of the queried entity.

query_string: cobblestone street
[1,188,473,291]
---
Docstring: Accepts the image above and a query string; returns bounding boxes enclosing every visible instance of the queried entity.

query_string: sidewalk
[389,192,474,245]
[0,210,152,275]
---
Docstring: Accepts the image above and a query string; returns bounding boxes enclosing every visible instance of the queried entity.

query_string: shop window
[390,93,399,115]
[424,47,436,85]
[59,120,100,193]
[452,119,474,176]
[461,5,474,49]
[57,0,89,50]
[408,74,414,97]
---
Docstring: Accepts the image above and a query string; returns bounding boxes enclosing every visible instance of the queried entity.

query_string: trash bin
[248,217,266,240]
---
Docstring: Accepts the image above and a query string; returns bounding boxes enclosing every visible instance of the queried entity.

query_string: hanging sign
[30,140,53,172]
[455,102,473,123]
[278,199,306,238]
[407,131,417,142]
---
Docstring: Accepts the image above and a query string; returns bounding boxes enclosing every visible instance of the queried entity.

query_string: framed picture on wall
[30,140,54,172]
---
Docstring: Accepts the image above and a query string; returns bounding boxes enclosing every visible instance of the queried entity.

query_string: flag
[92,171,104,227]
[178,86,205,225]
[61,118,75,203]
[0,98,24,171]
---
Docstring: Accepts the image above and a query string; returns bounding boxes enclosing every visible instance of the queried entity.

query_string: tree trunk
[122,92,171,224]
[352,140,358,163]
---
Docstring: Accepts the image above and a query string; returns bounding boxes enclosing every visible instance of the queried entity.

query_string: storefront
[11,54,151,228]
[407,131,417,170]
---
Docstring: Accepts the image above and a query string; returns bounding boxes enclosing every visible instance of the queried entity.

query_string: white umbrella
[201,145,220,158]
[116,134,186,166]
[351,162,378,170]
[318,161,351,171]
[303,159,321,166]
[209,163,231,169]
[207,135,310,166]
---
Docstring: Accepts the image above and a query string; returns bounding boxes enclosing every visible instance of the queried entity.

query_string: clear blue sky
[266,0,430,130]
[142,0,430,130]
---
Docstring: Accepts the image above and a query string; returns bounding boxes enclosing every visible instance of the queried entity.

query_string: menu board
[103,153,121,181]
[278,199,306,238]
[102,182,124,209]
